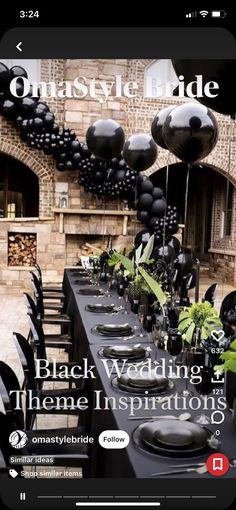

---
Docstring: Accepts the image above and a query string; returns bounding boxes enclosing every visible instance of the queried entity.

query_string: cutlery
[150,465,207,477]
[128,412,191,421]
[169,462,205,468]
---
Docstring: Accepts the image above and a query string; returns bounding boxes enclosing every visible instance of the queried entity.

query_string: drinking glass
[138,304,147,338]
[180,347,206,397]
[133,299,141,335]
[118,283,124,300]
[194,366,213,425]
[167,329,183,369]
[122,288,129,314]
[152,322,162,361]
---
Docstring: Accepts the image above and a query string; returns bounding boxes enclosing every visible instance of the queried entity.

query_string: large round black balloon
[151,198,167,216]
[152,187,163,200]
[163,103,218,163]
[10,66,28,79]
[0,98,16,119]
[134,229,151,249]
[175,253,193,275]
[138,193,153,211]
[153,245,175,264]
[172,60,236,116]
[168,236,181,254]
[151,106,175,149]
[0,63,11,93]
[86,119,125,161]
[123,134,157,172]
[140,178,154,194]
[33,117,44,132]
[137,210,150,224]
[19,96,38,115]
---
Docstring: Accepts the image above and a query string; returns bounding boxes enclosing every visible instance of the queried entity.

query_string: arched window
[144,59,179,98]
[0,153,39,218]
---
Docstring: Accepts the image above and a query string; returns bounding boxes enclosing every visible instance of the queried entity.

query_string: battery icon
[211,10,227,18]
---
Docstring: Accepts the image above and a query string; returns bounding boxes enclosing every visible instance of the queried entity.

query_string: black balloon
[175,253,193,275]
[138,193,153,211]
[70,140,81,152]
[134,229,152,249]
[163,103,218,163]
[151,106,175,149]
[0,98,16,119]
[149,216,159,228]
[152,187,163,199]
[0,63,11,93]
[153,245,175,264]
[172,60,236,116]
[137,210,150,224]
[86,119,125,160]
[10,66,28,79]
[114,169,125,182]
[33,117,44,132]
[168,236,181,254]
[19,96,38,115]
[123,134,157,172]
[71,153,81,166]
[151,198,167,216]
[140,178,154,194]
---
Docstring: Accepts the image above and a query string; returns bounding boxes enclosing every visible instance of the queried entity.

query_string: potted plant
[178,301,222,344]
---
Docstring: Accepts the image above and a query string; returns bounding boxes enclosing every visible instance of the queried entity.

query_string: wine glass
[194,366,213,425]
[179,347,206,397]
[167,329,183,373]
[122,288,129,314]
[138,304,147,338]
[118,283,124,300]
[133,299,141,335]
[152,322,162,361]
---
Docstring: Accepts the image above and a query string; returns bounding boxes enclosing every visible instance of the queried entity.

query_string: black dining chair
[13,332,84,392]
[202,283,218,307]
[27,312,74,362]
[34,263,64,294]
[0,448,8,480]
[30,271,65,312]
[0,360,91,431]
[24,292,71,332]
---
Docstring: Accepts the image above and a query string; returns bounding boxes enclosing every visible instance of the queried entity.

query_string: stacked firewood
[8,233,37,266]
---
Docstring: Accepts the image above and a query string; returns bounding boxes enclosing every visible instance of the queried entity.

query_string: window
[0,59,40,82]
[223,182,233,236]
[0,153,39,218]
[144,59,179,98]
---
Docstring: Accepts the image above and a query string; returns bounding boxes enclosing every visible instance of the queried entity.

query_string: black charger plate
[112,375,174,395]
[92,324,133,337]
[85,304,116,313]
[77,288,104,296]
[133,420,211,457]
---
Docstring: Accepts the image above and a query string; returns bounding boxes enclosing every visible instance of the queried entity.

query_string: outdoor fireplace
[8,232,37,267]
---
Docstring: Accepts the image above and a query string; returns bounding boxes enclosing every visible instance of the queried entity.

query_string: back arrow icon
[16,42,22,52]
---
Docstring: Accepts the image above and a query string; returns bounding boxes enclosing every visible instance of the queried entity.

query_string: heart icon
[211,330,225,343]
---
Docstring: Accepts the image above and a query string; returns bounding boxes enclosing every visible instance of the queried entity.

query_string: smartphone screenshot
[0,6,236,510]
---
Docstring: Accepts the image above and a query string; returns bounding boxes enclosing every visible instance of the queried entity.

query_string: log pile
[8,233,37,266]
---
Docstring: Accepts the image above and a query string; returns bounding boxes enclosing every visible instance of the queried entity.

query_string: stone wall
[1,58,236,288]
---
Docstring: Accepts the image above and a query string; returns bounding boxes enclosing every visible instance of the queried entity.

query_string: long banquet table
[63,268,236,478]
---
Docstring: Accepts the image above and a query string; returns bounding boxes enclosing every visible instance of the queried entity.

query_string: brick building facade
[0,59,236,290]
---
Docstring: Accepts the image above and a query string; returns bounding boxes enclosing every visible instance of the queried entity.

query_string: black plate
[121,371,169,390]
[77,288,104,296]
[113,375,174,395]
[93,324,133,337]
[74,278,93,285]
[137,420,211,456]
[99,345,147,361]
[85,304,116,313]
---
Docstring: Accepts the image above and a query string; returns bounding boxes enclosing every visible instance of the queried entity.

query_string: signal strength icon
[186,11,197,18]
[199,10,209,17]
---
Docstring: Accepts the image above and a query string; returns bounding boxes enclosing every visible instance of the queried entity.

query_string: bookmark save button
[98,430,130,449]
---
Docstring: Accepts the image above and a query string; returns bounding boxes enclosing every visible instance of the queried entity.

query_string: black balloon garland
[0,62,180,227]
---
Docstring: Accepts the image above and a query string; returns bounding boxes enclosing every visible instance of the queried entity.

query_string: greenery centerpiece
[108,235,167,310]
[178,301,222,344]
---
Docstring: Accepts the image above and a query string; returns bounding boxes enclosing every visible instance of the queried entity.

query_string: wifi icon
[199,10,209,17]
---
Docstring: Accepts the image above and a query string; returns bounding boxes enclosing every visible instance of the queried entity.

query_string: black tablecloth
[63,268,236,478]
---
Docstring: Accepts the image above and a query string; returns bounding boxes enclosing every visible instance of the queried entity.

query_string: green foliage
[215,339,236,373]
[138,267,167,308]
[178,301,222,344]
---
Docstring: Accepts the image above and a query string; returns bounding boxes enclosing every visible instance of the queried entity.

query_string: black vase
[226,371,236,409]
